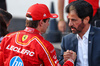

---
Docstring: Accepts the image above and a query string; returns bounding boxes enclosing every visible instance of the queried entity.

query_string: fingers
[69,50,74,54]
[63,50,76,62]
[63,50,72,62]
[71,51,77,62]
[64,50,73,55]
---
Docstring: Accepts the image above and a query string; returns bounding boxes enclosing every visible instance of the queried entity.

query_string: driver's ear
[38,20,43,27]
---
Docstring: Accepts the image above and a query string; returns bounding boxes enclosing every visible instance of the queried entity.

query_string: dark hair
[26,14,49,28]
[66,1,93,23]
[0,16,9,37]
[0,8,12,24]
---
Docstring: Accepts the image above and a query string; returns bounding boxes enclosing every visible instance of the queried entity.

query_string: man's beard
[70,22,85,34]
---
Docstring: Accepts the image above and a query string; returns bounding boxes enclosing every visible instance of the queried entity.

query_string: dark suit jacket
[59,26,100,66]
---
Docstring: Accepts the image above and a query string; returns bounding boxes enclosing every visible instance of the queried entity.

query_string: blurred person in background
[0,0,7,11]
[0,16,8,42]
[0,8,12,42]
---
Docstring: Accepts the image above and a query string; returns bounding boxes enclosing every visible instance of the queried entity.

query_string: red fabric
[69,0,77,3]
[0,27,74,66]
[68,0,99,16]
[63,61,73,66]
[85,0,99,16]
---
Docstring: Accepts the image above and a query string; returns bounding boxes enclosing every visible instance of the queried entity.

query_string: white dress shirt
[76,26,91,66]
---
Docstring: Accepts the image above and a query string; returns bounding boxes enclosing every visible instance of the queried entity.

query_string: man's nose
[69,20,73,26]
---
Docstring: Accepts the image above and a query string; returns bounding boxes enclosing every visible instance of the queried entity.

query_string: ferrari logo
[22,35,28,41]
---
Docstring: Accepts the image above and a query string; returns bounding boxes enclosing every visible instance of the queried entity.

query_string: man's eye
[72,19,76,21]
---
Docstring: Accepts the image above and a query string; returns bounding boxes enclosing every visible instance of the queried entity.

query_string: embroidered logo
[43,14,47,17]
[10,56,24,66]
[22,35,28,41]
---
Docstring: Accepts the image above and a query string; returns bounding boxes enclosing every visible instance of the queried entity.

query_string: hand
[63,50,73,62]
[58,21,66,33]
[70,50,77,62]
[63,50,76,62]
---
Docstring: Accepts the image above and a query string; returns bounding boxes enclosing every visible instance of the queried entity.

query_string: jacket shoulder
[63,33,76,39]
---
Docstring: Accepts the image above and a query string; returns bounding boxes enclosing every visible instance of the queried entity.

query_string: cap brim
[50,14,58,18]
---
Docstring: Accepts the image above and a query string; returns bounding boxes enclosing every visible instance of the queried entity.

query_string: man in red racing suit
[0,3,76,66]
[0,27,76,66]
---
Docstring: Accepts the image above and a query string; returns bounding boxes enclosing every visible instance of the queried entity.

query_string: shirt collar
[24,27,41,35]
[77,25,91,39]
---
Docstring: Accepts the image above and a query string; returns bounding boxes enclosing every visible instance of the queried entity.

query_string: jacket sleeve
[59,37,66,65]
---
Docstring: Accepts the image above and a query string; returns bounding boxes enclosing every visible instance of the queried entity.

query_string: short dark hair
[0,8,12,24]
[66,1,93,23]
[0,16,8,37]
[26,14,49,28]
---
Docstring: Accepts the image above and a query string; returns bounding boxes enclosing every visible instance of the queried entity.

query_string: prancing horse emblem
[22,35,28,41]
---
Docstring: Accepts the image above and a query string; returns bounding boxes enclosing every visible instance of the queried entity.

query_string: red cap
[26,3,58,20]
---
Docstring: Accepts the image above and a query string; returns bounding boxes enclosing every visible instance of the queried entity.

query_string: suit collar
[88,26,95,66]
[71,34,78,53]
[71,34,78,66]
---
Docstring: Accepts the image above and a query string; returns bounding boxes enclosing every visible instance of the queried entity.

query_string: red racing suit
[0,27,73,66]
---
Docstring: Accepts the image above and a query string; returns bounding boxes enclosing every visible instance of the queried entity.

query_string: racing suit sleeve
[63,60,74,66]
[0,49,4,66]
[0,37,6,66]
[38,40,74,66]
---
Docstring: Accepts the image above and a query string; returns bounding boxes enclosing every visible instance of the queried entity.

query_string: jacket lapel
[71,34,78,66]
[72,35,78,53]
[88,26,95,66]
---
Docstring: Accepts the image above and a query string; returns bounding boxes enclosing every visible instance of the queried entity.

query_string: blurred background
[7,0,69,21]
